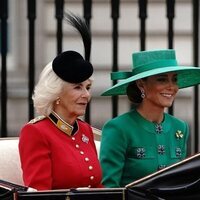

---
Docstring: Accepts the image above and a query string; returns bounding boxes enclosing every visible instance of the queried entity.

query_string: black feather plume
[64,11,91,61]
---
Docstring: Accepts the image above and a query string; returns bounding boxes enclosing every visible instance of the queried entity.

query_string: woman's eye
[173,77,178,82]
[74,86,81,89]
[157,77,177,83]
[87,86,91,90]
[157,78,166,82]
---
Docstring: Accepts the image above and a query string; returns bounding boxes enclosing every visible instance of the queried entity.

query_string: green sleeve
[184,121,190,157]
[99,119,128,187]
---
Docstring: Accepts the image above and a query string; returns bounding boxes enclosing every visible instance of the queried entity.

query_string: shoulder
[165,113,189,137]
[104,110,135,126]
[165,113,188,127]
[19,116,49,143]
[20,115,47,133]
[102,111,134,138]
[77,118,90,126]
[28,115,46,124]
[77,118,92,131]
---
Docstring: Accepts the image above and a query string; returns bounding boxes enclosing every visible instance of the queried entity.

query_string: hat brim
[101,66,200,96]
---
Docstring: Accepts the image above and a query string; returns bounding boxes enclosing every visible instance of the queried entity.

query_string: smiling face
[137,72,179,109]
[54,79,92,124]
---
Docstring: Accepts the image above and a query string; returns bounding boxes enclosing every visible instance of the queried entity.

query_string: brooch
[136,147,145,158]
[158,145,165,155]
[82,134,89,144]
[155,123,163,134]
[175,130,183,139]
[175,147,182,157]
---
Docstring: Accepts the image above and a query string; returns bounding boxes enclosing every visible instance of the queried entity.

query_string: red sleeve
[18,124,52,190]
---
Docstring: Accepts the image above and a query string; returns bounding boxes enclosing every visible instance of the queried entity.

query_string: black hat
[52,50,93,83]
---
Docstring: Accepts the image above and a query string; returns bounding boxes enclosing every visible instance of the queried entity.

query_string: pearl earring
[56,98,60,105]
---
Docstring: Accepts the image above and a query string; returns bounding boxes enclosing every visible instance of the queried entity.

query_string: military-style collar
[48,111,78,136]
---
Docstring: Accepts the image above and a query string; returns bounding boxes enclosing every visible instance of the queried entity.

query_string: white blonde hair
[32,62,65,116]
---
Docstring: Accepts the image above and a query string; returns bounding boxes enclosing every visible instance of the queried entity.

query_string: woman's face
[56,79,92,120]
[138,72,179,109]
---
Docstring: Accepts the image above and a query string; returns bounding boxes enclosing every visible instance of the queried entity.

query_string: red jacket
[19,117,103,190]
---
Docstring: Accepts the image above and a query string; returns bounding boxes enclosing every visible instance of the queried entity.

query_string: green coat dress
[99,109,189,188]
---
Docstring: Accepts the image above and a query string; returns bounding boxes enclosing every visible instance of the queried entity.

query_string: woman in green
[100,49,200,188]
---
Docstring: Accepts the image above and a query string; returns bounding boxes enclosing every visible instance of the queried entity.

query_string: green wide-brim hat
[101,49,200,96]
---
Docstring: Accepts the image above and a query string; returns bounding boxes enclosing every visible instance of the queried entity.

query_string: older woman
[18,13,103,190]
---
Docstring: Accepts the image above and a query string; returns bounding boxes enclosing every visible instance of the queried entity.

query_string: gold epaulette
[28,115,46,124]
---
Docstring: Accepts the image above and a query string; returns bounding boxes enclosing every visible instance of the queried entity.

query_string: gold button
[89,165,93,170]
[75,144,79,148]
[72,137,75,140]
[90,176,94,180]
[80,151,84,155]
[85,157,89,162]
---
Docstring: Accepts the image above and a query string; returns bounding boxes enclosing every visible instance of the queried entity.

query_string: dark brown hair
[126,78,147,105]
